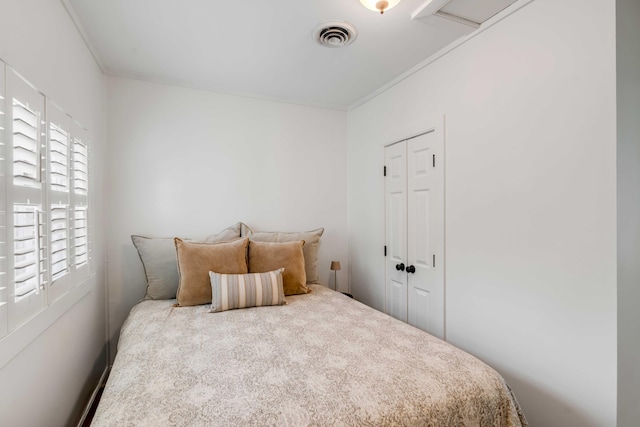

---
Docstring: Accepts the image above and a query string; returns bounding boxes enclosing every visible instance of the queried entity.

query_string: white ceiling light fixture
[360,0,402,14]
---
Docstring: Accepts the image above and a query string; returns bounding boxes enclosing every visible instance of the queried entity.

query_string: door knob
[406,265,416,274]
[395,263,405,271]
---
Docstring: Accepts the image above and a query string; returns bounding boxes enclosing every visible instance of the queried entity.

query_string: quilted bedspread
[92,285,527,426]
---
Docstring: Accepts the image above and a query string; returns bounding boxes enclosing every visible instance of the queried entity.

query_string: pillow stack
[131,223,323,313]
[131,222,242,300]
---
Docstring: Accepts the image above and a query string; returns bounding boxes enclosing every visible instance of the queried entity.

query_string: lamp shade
[330,261,341,271]
[359,0,402,14]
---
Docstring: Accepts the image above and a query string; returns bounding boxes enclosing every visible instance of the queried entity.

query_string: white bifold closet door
[385,121,444,339]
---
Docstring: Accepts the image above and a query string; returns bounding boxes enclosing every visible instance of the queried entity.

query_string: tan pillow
[175,237,249,306]
[248,240,310,296]
[245,226,323,283]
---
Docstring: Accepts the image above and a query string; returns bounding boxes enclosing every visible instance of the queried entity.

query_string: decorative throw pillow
[245,226,324,284]
[248,240,309,296]
[132,222,242,299]
[175,237,249,306]
[209,269,286,312]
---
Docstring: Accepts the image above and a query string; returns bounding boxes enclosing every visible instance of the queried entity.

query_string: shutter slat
[13,117,36,129]
[14,258,36,269]
[13,131,37,143]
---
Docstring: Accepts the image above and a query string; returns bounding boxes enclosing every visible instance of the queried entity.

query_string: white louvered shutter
[49,123,69,193]
[74,206,88,267]
[0,64,7,338]
[7,69,46,329]
[50,205,68,280]
[12,99,39,187]
[47,104,73,301]
[0,61,95,351]
[13,204,40,299]
[72,138,88,196]
[71,131,89,279]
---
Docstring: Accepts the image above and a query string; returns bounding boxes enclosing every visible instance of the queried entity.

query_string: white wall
[347,0,617,426]
[0,0,107,426]
[106,77,348,355]
[617,0,640,425]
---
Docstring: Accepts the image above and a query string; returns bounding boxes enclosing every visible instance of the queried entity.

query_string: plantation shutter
[0,61,94,347]
[6,69,46,329]
[49,122,69,192]
[0,65,7,338]
[12,99,39,187]
[13,204,39,298]
[47,104,73,302]
[73,138,88,196]
[71,130,89,278]
[74,206,88,267]
[50,205,68,280]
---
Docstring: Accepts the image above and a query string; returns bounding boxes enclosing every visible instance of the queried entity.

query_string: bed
[92,285,526,426]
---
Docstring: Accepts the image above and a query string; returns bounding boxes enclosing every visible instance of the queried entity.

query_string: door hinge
[384,245,387,257]
[433,154,435,168]
[383,166,387,177]
[433,254,436,267]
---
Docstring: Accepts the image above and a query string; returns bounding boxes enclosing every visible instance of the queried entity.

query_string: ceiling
[67,0,516,110]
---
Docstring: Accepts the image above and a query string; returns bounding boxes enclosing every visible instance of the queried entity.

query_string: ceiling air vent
[313,22,357,48]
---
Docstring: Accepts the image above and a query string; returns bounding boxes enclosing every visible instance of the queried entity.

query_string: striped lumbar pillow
[209,268,286,312]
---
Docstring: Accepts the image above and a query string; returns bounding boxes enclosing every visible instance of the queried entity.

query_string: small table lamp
[330,261,341,291]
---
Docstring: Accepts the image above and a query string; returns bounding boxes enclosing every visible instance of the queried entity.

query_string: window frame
[0,62,95,368]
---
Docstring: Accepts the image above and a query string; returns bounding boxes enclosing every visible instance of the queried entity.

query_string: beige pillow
[248,240,310,296]
[209,269,286,313]
[245,226,324,283]
[175,237,249,306]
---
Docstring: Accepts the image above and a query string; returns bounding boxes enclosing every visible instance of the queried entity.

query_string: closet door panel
[407,130,444,339]
[385,142,407,322]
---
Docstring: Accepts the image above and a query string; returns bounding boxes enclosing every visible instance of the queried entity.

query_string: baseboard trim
[77,365,110,427]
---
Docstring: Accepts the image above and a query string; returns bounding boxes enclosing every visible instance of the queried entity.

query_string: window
[0,64,92,339]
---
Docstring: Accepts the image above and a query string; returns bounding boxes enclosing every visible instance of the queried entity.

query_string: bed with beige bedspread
[92,285,526,426]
